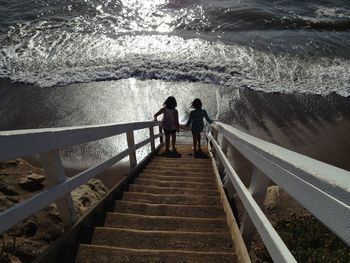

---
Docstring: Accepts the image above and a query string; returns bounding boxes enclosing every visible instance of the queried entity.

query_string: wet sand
[1,78,349,172]
[218,87,350,171]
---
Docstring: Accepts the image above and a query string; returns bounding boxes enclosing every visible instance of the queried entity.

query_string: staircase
[66,144,237,262]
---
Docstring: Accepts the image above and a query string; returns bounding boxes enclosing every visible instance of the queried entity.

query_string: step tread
[123,192,221,206]
[102,212,226,221]
[124,191,219,199]
[135,178,215,184]
[135,178,216,189]
[149,163,212,167]
[147,164,212,168]
[115,200,223,208]
[140,171,213,177]
[153,155,210,159]
[74,244,237,263]
[139,174,215,183]
[113,200,225,218]
[95,212,229,232]
[128,184,218,196]
[144,167,213,173]
[84,227,234,253]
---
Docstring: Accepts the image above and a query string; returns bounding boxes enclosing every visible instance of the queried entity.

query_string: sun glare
[119,0,174,32]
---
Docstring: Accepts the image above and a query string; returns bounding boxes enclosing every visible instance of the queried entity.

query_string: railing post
[39,151,77,230]
[158,126,164,144]
[149,125,155,152]
[215,135,228,178]
[126,130,137,168]
[240,167,270,249]
[209,126,219,156]
[221,136,229,155]
[212,126,219,141]
[227,144,254,187]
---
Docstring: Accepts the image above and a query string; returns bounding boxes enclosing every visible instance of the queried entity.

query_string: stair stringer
[209,150,252,263]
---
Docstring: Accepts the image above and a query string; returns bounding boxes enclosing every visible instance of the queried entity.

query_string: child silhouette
[154,96,179,153]
[184,98,214,153]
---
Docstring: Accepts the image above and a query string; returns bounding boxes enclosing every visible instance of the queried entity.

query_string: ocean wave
[0,1,349,97]
[2,0,350,35]
[0,30,349,96]
[189,7,350,32]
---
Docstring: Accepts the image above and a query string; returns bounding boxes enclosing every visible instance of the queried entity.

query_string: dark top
[186,109,213,132]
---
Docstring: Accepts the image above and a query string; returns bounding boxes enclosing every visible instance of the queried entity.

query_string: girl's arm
[154,108,164,120]
[174,110,180,131]
[185,112,192,127]
[203,110,214,124]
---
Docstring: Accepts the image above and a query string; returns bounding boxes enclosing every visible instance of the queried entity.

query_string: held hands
[179,124,188,131]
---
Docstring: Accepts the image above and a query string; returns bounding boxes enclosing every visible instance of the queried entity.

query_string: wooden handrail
[0,121,163,232]
[0,121,161,161]
[208,134,296,262]
[208,122,350,261]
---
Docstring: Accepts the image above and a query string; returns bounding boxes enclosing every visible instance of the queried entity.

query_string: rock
[71,178,107,214]
[7,196,20,203]
[264,185,309,221]
[0,183,19,195]
[19,174,46,192]
[0,196,15,212]
[1,159,108,262]
[26,174,45,183]
[11,238,46,262]
[0,161,18,169]
[0,253,22,263]
[23,221,37,237]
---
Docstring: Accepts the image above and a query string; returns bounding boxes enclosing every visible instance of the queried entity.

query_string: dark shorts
[191,130,202,135]
[164,129,177,135]
[191,123,204,134]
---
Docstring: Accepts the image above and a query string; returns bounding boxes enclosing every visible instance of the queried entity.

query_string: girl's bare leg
[193,132,201,152]
[165,134,170,151]
[197,133,202,151]
[192,133,197,151]
[171,133,176,150]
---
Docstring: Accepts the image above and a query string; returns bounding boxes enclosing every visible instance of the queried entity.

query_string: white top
[162,108,177,130]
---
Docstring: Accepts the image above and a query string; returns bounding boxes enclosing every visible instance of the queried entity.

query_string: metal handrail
[208,122,350,262]
[0,121,163,233]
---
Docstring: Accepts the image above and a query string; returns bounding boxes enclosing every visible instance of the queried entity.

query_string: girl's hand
[179,125,188,130]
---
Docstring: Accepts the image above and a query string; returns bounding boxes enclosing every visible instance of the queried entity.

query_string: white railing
[208,122,350,263]
[0,121,163,233]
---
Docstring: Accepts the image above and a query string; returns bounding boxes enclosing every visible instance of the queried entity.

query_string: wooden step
[140,170,212,177]
[151,160,211,166]
[128,184,218,196]
[113,201,225,218]
[73,244,237,263]
[151,159,211,165]
[123,192,221,206]
[81,227,234,253]
[94,212,229,232]
[134,178,216,189]
[144,166,212,173]
[139,174,215,183]
[155,155,210,160]
[147,162,211,169]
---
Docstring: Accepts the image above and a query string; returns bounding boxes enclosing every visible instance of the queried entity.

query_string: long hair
[190,98,202,110]
[163,96,177,109]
